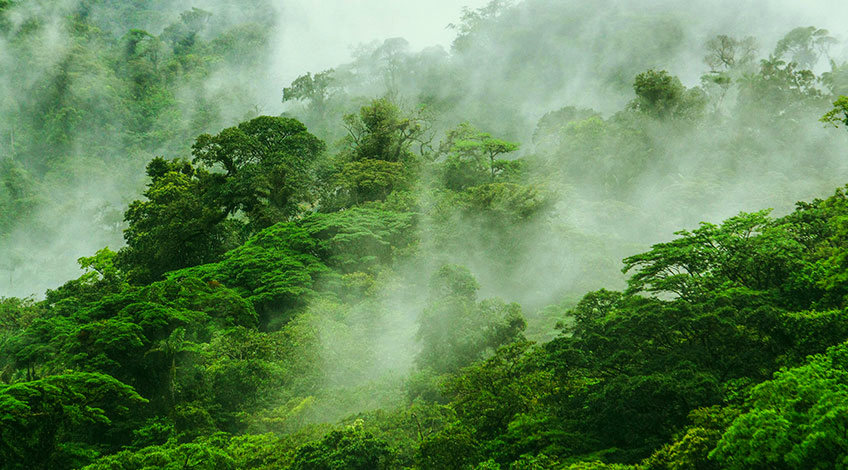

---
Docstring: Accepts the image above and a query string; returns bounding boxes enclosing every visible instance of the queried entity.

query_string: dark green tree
[192,115,325,230]
[0,372,146,469]
[629,69,706,120]
[322,99,426,208]
[289,423,395,470]
[712,342,848,469]
[116,158,238,284]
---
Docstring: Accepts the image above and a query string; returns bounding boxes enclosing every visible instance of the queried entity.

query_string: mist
[269,0,492,84]
[0,0,498,298]
[4,0,847,297]
[3,1,848,467]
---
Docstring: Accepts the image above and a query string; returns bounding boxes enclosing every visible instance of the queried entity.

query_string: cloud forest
[3,0,848,468]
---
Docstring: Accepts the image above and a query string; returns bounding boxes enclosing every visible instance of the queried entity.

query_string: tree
[192,115,325,230]
[350,37,412,94]
[642,406,738,470]
[199,324,319,432]
[416,424,480,470]
[631,69,684,117]
[743,56,821,103]
[449,0,513,52]
[822,62,848,96]
[118,116,325,282]
[822,96,848,129]
[444,342,551,442]
[45,248,127,306]
[82,436,245,470]
[0,160,41,238]
[324,99,426,207]
[704,35,757,71]
[168,222,326,327]
[711,342,848,469]
[622,211,808,305]
[160,8,212,54]
[299,207,416,273]
[459,183,548,222]
[416,265,526,374]
[331,158,409,206]
[289,423,395,470]
[532,106,599,146]
[283,69,338,113]
[342,98,424,163]
[440,123,520,190]
[116,158,239,284]
[774,26,836,69]
[629,70,706,120]
[144,327,195,408]
[0,372,146,469]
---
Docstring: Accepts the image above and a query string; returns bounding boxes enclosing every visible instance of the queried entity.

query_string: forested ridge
[4,0,848,468]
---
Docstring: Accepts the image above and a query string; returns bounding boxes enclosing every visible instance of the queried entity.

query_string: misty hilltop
[2,0,848,469]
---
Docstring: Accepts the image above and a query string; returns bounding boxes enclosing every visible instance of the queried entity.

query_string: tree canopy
[4,3,848,469]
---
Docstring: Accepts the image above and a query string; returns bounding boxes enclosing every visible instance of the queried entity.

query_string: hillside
[3,1,848,468]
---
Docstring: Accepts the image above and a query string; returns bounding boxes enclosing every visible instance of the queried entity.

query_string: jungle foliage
[4,1,848,469]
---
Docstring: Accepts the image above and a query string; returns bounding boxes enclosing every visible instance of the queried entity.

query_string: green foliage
[440,123,520,190]
[0,372,146,469]
[333,158,410,206]
[823,63,848,96]
[116,158,237,284]
[289,423,395,470]
[283,70,338,112]
[629,69,706,120]
[0,160,41,238]
[416,265,526,374]
[83,432,293,470]
[191,115,325,229]
[9,7,848,470]
[532,106,600,145]
[459,183,549,222]
[46,248,127,306]
[704,35,757,71]
[170,222,326,325]
[773,26,836,69]
[321,99,426,208]
[299,207,416,273]
[738,56,824,114]
[529,108,654,195]
[622,210,809,305]
[343,98,424,164]
[416,424,481,470]
[117,115,325,284]
[449,0,513,52]
[0,2,283,294]
[712,342,848,469]
[444,342,554,446]
[822,96,848,129]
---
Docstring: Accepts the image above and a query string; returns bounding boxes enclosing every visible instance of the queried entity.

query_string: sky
[269,0,490,84]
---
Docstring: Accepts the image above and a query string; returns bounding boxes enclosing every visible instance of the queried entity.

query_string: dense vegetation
[4,0,848,468]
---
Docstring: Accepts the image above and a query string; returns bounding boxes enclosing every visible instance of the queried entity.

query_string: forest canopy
[3,0,848,469]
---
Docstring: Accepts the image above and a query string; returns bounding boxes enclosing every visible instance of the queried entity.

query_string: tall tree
[192,115,325,230]
[116,158,238,284]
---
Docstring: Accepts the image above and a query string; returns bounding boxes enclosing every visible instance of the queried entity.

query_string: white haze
[268,0,492,86]
[3,0,847,298]
[3,0,848,431]
[0,0,490,298]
